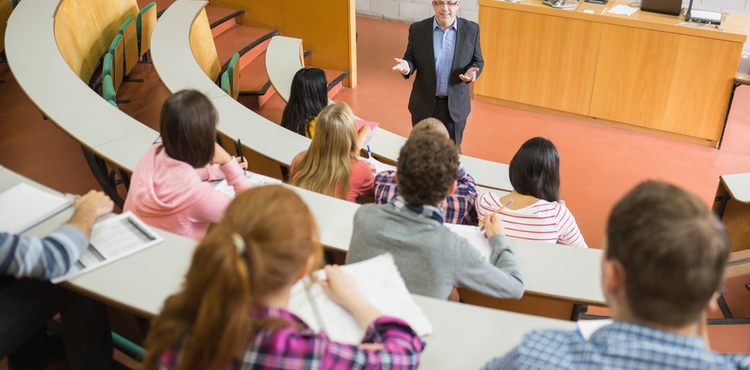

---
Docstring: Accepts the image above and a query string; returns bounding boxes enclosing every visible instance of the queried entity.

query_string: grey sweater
[346,204,525,300]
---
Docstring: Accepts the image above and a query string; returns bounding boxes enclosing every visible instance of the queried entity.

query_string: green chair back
[103,75,116,102]
[137,2,157,57]
[112,332,145,362]
[228,52,239,99]
[11,0,17,8]
[102,53,113,82]
[221,72,230,96]
[108,100,117,108]
[108,34,123,91]
[118,17,137,76]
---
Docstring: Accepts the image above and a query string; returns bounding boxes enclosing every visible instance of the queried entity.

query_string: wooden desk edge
[478,0,750,43]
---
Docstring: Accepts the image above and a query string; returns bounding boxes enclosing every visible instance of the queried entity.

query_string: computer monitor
[641,0,682,16]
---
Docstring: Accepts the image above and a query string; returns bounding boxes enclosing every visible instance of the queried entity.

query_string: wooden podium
[476,0,750,147]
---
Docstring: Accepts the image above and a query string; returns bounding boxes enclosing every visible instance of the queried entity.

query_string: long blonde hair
[289,102,359,200]
[142,186,322,370]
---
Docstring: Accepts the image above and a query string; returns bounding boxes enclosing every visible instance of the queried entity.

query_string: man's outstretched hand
[393,58,410,76]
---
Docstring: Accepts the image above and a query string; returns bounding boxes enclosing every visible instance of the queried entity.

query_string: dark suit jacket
[402,17,484,123]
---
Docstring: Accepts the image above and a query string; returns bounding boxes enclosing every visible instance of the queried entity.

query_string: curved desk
[141,0,608,308]
[266,35,513,191]
[713,172,750,252]
[5,166,575,369]
[5,0,159,173]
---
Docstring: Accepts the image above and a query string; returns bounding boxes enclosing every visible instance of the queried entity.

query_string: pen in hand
[236,139,247,175]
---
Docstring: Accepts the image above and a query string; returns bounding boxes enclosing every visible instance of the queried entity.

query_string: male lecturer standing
[393,0,484,149]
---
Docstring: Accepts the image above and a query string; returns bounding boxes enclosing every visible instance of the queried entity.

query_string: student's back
[347,132,524,300]
[123,90,250,240]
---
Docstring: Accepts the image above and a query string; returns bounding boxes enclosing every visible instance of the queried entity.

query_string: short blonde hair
[409,118,449,139]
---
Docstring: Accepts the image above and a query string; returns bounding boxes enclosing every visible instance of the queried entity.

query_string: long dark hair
[280,68,328,137]
[509,137,560,202]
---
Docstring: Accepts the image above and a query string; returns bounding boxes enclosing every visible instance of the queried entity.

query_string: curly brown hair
[396,131,459,206]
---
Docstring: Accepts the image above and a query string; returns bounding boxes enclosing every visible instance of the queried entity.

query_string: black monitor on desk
[641,0,682,15]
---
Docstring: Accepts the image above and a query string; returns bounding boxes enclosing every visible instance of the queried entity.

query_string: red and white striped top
[476,192,588,248]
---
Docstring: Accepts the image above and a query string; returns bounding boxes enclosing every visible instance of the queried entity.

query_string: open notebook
[0,182,73,234]
[52,212,164,283]
[287,253,433,345]
[444,223,492,261]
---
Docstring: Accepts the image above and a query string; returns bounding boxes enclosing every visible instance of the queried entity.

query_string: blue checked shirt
[482,321,750,370]
[374,163,478,224]
[433,17,457,97]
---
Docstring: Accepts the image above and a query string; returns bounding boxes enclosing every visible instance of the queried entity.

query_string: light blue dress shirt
[482,321,750,370]
[433,17,457,97]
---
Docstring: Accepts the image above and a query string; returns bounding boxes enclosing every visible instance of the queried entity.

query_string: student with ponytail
[288,102,374,202]
[143,186,423,370]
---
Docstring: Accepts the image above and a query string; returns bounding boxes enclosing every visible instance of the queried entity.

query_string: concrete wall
[357,0,750,53]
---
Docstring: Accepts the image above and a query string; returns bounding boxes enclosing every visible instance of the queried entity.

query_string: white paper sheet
[288,253,433,345]
[366,156,397,174]
[608,4,638,15]
[52,212,163,283]
[0,183,73,234]
[444,223,492,261]
[577,319,613,340]
[213,171,283,198]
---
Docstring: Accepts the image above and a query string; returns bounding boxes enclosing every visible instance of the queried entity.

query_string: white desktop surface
[722,172,750,203]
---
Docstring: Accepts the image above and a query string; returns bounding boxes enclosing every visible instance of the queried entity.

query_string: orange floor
[1,13,750,360]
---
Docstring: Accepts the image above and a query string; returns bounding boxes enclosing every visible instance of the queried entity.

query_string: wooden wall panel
[208,0,357,87]
[53,0,138,82]
[0,0,13,52]
[590,24,742,142]
[214,0,284,31]
[475,7,601,115]
[189,8,221,82]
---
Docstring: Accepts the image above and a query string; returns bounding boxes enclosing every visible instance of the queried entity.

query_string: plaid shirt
[374,164,478,224]
[482,321,750,370]
[159,307,424,370]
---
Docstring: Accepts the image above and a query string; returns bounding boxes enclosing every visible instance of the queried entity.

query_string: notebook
[52,212,164,283]
[0,182,73,234]
[213,171,283,198]
[287,253,433,345]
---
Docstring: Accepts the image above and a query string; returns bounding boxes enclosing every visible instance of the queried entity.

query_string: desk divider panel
[189,8,221,82]
[208,0,357,87]
[52,0,138,82]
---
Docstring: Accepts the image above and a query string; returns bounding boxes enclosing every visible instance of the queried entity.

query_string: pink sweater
[123,145,251,240]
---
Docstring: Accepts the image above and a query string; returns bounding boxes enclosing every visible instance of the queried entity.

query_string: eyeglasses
[434,1,459,7]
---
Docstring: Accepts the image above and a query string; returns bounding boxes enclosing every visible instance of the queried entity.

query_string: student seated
[143,186,424,370]
[374,118,478,224]
[482,181,750,370]
[124,90,250,240]
[280,68,328,138]
[476,137,587,248]
[289,102,373,202]
[346,131,524,300]
[1,191,115,369]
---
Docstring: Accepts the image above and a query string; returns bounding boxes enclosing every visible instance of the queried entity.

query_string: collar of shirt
[433,16,458,32]
[591,321,706,351]
[391,195,445,224]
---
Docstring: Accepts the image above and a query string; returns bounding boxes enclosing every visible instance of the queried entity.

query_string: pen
[367,145,372,158]
[477,199,514,227]
[236,139,247,174]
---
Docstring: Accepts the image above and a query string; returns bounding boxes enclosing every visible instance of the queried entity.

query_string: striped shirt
[482,321,750,370]
[158,307,424,370]
[0,225,88,279]
[476,192,587,248]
